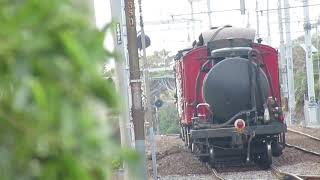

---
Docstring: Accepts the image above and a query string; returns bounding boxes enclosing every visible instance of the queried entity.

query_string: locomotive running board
[190,122,287,139]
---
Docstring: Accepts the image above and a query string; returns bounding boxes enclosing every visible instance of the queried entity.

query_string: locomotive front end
[180,27,287,168]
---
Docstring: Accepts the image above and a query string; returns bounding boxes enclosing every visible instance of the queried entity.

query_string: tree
[146,50,179,134]
[158,103,180,134]
[0,1,136,179]
[147,49,174,69]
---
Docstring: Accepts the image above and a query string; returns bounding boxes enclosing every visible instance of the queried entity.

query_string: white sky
[94,0,320,55]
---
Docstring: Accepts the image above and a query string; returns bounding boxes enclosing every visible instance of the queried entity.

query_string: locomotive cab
[175,26,287,168]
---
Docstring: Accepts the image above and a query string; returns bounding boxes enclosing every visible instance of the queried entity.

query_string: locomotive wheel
[183,127,188,147]
[209,147,216,167]
[186,127,192,149]
[272,142,283,157]
[272,133,285,157]
[180,126,185,141]
[254,142,272,169]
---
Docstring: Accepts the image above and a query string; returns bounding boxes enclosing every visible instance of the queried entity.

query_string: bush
[158,103,180,134]
[0,1,136,179]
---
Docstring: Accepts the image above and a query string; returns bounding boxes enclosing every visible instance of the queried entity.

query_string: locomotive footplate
[190,122,287,139]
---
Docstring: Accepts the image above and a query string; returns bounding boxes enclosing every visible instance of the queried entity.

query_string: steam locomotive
[174,26,287,168]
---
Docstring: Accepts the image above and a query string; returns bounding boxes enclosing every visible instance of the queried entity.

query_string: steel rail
[272,165,320,180]
[164,133,180,137]
[287,128,320,142]
[285,128,320,156]
[271,165,304,180]
[205,163,225,180]
[286,143,320,156]
[298,175,320,180]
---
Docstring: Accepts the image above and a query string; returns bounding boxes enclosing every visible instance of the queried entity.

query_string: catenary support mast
[137,0,158,179]
[207,0,212,28]
[277,0,290,123]
[283,0,295,125]
[124,0,147,179]
[256,0,260,38]
[266,0,271,45]
[109,1,132,179]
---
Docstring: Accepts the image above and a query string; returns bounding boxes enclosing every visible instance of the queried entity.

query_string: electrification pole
[137,0,158,179]
[283,0,296,125]
[303,0,317,126]
[189,0,195,40]
[207,0,212,28]
[247,12,250,28]
[317,18,320,99]
[266,0,271,45]
[124,0,147,179]
[277,0,290,124]
[256,0,260,39]
[137,0,151,125]
[110,0,131,179]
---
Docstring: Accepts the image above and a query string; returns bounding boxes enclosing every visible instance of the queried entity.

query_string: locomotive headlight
[264,107,270,122]
[234,119,246,133]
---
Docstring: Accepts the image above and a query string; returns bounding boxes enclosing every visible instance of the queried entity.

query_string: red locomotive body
[175,47,208,125]
[174,26,286,168]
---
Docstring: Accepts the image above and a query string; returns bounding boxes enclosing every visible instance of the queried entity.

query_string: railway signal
[137,33,151,51]
[154,99,164,108]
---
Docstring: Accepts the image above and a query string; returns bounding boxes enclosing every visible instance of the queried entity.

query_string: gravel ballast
[274,147,320,175]
[146,135,211,179]
[146,134,320,179]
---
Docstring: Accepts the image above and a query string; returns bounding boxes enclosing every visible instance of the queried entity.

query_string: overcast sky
[94,0,320,55]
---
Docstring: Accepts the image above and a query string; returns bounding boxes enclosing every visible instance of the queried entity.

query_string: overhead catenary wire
[170,3,320,17]
[143,16,320,33]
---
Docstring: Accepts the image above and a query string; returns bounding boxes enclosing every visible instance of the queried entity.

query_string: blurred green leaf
[0,0,136,179]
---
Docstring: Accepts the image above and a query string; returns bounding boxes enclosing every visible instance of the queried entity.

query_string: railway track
[286,128,320,156]
[204,145,320,180]
[273,128,320,180]
[205,163,320,180]
[287,128,320,141]
[174,129,320,179]
[205,163,225,180]
[271,165,320,180]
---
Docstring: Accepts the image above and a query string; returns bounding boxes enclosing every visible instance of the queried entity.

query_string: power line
[170,3,320,17]
[144,21,318,34]
[256,3,320,13]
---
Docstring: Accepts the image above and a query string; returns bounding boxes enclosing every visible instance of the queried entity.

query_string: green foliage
[147,50,178,134]
[158,103,180,134]
[312,52,320,100]
[0,0,136,179]
[148,49,174,77]
[147,49,174,68]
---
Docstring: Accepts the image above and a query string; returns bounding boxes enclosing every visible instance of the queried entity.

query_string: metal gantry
[303,0,318,127]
